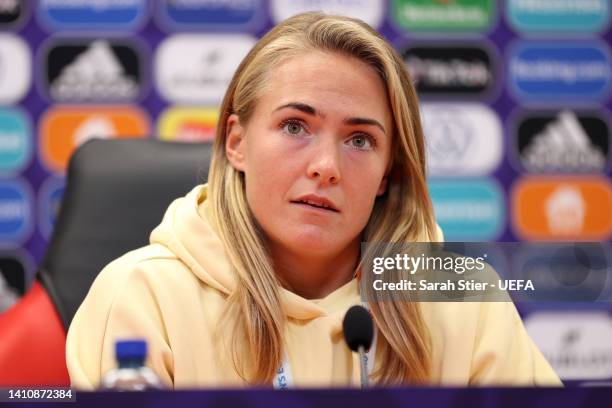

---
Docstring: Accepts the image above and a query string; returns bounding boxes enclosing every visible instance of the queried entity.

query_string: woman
[66,12,561,388]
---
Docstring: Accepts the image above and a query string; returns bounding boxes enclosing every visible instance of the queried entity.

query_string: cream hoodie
[66,185,562,389]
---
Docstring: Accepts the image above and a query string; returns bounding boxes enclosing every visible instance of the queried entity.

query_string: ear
[225,114,246,172]
[376,174,388,196]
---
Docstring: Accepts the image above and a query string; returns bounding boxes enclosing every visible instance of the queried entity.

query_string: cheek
[344,165,386,221]
[242,131,296,209]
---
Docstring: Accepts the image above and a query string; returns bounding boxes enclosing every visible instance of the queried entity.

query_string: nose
[306,137,341,186]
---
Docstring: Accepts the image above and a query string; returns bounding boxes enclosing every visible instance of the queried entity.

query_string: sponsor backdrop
[0,0,610,383]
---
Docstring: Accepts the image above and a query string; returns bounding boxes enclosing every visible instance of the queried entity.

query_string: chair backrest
[38,139,213,330]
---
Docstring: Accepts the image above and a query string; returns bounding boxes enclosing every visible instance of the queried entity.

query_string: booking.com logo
[37,0,149,31]
[508,41,611,102]
[157,0,265,32]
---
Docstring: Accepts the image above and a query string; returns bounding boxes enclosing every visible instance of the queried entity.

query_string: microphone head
[343,305,374,352]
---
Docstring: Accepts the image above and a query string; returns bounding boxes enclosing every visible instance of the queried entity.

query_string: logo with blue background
[509,41,610,102]
[507,0,609,33]
[0,179,32,244]
[38,177,65,239]
[428,179,505,241]
[37,0,148,31]
[0,109,31,174]
[157,0,265,31]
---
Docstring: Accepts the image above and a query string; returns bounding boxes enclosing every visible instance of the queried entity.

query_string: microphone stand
[358,345,369,388]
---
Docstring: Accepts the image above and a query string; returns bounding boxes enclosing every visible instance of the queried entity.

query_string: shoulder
[82,244,198,313]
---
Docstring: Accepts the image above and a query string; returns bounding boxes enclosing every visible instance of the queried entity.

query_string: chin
[283,231,344,256]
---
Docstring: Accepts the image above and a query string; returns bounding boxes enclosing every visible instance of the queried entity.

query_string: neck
[269,239,360,299]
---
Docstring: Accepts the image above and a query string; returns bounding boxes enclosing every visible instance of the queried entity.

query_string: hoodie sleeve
[65,255,174,390]
[468,301,562,386]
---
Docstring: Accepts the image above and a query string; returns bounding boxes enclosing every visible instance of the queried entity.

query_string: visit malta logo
[39,106,150,173]
[512,177,612,241]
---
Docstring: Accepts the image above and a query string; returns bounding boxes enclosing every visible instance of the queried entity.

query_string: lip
[290,194,340,212]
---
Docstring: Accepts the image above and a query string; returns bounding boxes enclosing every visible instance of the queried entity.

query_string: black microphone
[343,305,374,388]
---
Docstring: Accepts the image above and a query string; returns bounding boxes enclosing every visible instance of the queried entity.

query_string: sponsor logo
[428,179,505,241]
[525,313,612,380]
[0,179,32,244]
[157,107,218,141]
[39,106,150,173]
[512,178,612,240]
[421,103,502,176]
[38,177,65,239]
[391,0,494,32]
[401,44,495,98]
[514,244,610,302]
[271,0,384,29]
[0,108,31,174]
[509,41,610,101]
[37,0,148,31]
[514,110,609,173]
[158,0,265,31]
[0,0,23,26]
[42,39,144,103]
[507,0,609,33]
[155,34,255,104]
[0,34,31,104]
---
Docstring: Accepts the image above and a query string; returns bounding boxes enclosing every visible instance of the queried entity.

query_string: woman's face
[226,51,393,258]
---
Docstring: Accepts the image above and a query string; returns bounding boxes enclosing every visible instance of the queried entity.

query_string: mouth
[290,196,340,213]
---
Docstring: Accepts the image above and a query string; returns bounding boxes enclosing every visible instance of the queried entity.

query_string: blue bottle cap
[115,339,147,361]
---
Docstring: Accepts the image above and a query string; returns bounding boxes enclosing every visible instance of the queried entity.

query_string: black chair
[0,138,212,385]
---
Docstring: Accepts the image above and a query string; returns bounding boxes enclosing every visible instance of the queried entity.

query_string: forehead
[257,51,392,125]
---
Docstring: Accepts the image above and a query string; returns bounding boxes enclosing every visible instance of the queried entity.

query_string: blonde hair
[207,12,437,385]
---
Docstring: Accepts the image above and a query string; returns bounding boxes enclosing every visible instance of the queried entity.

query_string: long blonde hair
[207,12,437,385]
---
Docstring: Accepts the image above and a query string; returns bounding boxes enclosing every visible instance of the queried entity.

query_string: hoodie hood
[149,184,360,322]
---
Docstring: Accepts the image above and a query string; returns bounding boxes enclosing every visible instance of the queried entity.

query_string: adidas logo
[50,41,138,101]
[522,111,606,172]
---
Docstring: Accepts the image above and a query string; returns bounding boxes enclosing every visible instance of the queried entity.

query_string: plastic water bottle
[101,339,166,391]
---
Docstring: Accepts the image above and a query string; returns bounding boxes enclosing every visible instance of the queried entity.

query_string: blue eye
[281,120,306,136]
[348,134,374,150]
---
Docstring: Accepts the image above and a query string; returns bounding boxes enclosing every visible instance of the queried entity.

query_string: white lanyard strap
[273,352,293,389]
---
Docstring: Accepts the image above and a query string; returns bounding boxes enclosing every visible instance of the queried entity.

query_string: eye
[280,119,307,136]
[348,134,374,150]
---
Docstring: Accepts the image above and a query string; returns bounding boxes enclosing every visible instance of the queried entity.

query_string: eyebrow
[273,102,386,134]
